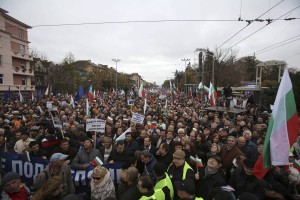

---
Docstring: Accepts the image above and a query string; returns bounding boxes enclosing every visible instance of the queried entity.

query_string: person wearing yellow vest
[167,150,195,200]
[154,162,174,200]
[174,179,203,200]
[138,175,165,200]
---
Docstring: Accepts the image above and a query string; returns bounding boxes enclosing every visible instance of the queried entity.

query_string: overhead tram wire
[256,37,300,55]
[217,0,285,49]
[243,34,300,57]
[31,19,237,27]
[229,5,300,49]
[254,34,300,54]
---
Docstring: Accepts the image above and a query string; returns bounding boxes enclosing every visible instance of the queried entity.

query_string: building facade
[0,8,34,95]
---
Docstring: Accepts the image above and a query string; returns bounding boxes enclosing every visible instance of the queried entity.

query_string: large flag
[88,83,93,101]
[253,69,299,179]
[173,83,180,96]
[70,95,75,109]
[208,82,217,107]
[86,97,90,117]
[37,89,42,100]
[144,98,147,115]
[198,82,203,89]
[75,85,85,101]
[138,84,145,98]
[18,87,24,103]
[204,85,209,97]
[45,85,49,96]
[116,127,132,142]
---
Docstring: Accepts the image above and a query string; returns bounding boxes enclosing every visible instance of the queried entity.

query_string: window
[0,74,3,84]
[20,45,25,55]
[19,28,24,39]
[21,60,26,67]
[21,78,26,85]
[0,55,2,66]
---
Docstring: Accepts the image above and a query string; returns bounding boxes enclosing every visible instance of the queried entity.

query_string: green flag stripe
[285,90,297,120]
[262,115,274,168]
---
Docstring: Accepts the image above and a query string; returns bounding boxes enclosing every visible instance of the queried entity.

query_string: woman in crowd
[86,166,115,200]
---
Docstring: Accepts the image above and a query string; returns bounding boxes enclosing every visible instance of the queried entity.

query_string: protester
[71,138,103,170]
[0,172,30,200]
[34,153,75,196]
[86,166,115,200]
[137,175,165,200]
[32,176,63,200]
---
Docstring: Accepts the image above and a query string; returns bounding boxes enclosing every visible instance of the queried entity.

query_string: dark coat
[230,167,266,200]
[107,149,130,163]
[119,183,142,200]
[156,152,173,167]
[197,169,227,200]
[124,140,139,156]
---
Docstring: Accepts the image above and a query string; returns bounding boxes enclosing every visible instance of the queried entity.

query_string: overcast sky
[2,0,300,85]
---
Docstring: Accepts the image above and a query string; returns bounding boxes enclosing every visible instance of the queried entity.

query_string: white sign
[86,119,106,132]
[46,101,52,108]
[159,94,166,100]
[131,113,145,124]
[127,99,134,106]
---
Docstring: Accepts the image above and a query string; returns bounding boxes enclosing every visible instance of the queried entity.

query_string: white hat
[50,153,68,162]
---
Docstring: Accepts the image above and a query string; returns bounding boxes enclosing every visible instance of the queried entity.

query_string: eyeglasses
[92,176,102,180]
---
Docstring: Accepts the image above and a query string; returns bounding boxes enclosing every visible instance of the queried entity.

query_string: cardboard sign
[127,99,134,106]
[46,101,52,108]
[86,119,106,132]
[131,113,145,124]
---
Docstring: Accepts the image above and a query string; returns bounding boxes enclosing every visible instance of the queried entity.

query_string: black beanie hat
[1,172,21,187]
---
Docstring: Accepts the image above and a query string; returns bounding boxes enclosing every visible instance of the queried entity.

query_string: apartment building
[0,8,34,95]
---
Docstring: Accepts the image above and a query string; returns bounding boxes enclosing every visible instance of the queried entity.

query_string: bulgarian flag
[173,83,180,96]
[204,85,209,97]
[138,84,145,98]
[190,156,204,167]
[209,82,217,106]
[88,83,94,101]
[253,69,299,179]
[198,82,203,89]
[107,116,113,124]
[86,97,90,117]
[91,156,103,166]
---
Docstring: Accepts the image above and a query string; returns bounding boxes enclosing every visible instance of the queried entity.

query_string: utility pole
[112,59,120,90]
[181,58,190,92]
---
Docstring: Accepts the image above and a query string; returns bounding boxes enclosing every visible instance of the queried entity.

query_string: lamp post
[112,59,120,90]
[181,58,190,92]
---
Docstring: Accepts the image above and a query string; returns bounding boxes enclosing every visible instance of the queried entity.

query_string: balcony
[11,50,33,61]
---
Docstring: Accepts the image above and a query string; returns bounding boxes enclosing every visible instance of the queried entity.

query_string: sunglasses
[92,177,102,180]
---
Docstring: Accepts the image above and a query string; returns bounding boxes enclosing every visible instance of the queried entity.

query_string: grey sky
[2,0,300,85]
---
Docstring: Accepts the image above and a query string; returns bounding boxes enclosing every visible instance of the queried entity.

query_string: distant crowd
[0,91,300,200]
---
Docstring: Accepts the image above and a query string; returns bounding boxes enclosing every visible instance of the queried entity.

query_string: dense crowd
[0,91,300,200]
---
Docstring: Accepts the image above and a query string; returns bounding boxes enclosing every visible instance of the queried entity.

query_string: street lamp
[181,58,190,85]
[112,59,121,90]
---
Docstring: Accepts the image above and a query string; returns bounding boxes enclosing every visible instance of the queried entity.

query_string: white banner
[131,113,145,124]
[86,119,106,132]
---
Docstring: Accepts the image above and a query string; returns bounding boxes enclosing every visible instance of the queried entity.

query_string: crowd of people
[0,91,300,200]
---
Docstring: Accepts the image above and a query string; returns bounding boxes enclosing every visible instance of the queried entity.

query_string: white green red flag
[254,69,299,179]
[198,82,203,89]
[86,97,90,117]
[190,156,204,167]
[138,84,145,98]
[88,83,93,101]
[173,83,180,96]
[91,156,103,166]
[208,82,217,106]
